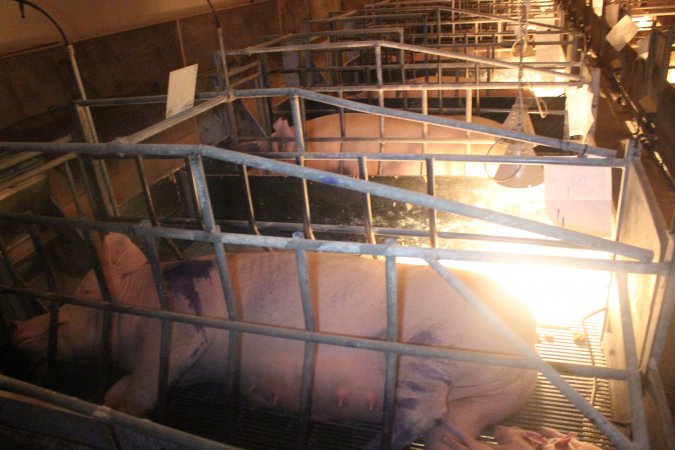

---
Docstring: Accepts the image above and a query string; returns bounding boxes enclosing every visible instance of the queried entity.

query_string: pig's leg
[364,358,454,450]
[104,375,131,409]
[113,321,210,416]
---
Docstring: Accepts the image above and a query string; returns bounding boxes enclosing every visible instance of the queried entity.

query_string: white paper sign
[606,15,639,52]
[544,159,613,237]
[166,64,199,118]
[565,85,595,139]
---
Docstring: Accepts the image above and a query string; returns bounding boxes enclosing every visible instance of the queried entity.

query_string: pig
[266,112,506,177]
[12,232,536,449]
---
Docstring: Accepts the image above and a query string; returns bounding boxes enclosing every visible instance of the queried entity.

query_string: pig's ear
[522,430,546,447]
[272,118,293,138]
[101,233,147,276]
[553,436,574,449]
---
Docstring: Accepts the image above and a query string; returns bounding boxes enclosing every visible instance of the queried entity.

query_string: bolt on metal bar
[141,233,172,423]
[616,272,649,449]
[424,257,636,450]
[294,246,316,450]
[381,249,399,450]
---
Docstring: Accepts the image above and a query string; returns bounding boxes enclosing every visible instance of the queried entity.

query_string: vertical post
[295,246,316,449]
[291,96,315,240]
[188,155,241,434]
[421,89,429,176]
[358,157,377,245]
[141,232,172,423]
[381,247,399,450]
[27,225,58,372]
[426,158,438,248]
[615,273,649,449]
[375,44,385,175]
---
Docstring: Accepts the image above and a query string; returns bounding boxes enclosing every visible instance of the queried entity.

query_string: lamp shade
[494,99,544,188]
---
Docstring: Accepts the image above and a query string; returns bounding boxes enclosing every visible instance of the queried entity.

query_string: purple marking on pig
[399,381,426,393]
[163,260,214,317]
[396,398,418,410]
[408,330,441,346]
[408,363,452,386]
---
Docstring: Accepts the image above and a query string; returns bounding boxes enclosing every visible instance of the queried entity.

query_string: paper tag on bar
[544,158,613,237]
[166,64,199,118]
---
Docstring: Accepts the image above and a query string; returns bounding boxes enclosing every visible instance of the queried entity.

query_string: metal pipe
[27,225,58,371]
[426,158,438,248]
[0,141,651,262]
[141,233,172,423]
[225,40,578,80]
[616,272,650,448]
[1,210,664,276]
[232,88,615,157]
[358,157,377,245]
[0,282,629,380]
[291,96,315,240]
[381,249,399,450]
[295,247,316,450]
[188,155,242,432]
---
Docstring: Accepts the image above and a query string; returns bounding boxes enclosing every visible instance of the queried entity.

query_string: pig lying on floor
[440,425,606,450]
[12,233,536,449]
[250,112,506,177]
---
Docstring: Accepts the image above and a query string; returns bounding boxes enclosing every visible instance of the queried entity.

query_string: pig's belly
[239,335,386,423]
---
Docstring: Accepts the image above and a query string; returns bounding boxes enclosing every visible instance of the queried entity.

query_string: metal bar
[134,156,184,259]
[188,155,241,433]
[290,96,315,240]
[0,153,76,194]
[616,272,649,449]
[0,281,630,380]
[0,212,663,275]
[141,233,172,423]
[381,250,399,450]
[295,247,316,450]
[116,95,231,145]
[358,157,377,245]
[224,40,578,80]
[375,44,385,175]
[27,225,58,371]
[0,375,243,450]
[0,141,651,262]
[423,258,636,450]
[232,89,615,157]
[426,158,438,248]
[238,165,261,235]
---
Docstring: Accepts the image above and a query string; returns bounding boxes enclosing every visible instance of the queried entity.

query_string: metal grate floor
[165,314,620,449]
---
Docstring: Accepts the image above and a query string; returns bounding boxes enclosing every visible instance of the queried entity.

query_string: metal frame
[0,86,671,447]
